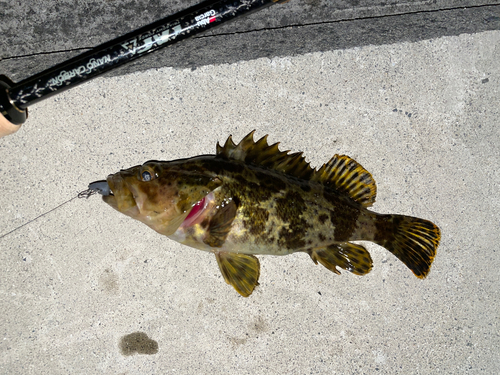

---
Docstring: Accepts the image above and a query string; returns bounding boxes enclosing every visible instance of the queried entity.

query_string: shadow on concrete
[1,1,499,81]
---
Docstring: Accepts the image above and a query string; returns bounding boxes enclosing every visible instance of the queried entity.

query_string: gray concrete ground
[1,30,499,374]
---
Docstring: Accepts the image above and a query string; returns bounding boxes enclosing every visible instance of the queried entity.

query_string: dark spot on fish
[278,227,291,246]
[217,160,245,174]
[319,214,328,224]
[275,191,304,221]
[274,191,310,249]
[278,226,306,249]
[140,182,160,206]
[177,194,192,213]
[374,214,400,245]
[254,170,287,193]
[119,332,158,356]
[318,233,326,242]
[230,195,241,207]
[241,205,270,237]
[200,217,210,228]
[257,228,276,245]
[323,191,360,241]
[300,184,311,192]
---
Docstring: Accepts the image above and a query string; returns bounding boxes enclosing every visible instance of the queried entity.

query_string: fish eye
[139,165,157,182]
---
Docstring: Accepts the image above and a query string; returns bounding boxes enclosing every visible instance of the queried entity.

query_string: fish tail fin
[374,214,441,278]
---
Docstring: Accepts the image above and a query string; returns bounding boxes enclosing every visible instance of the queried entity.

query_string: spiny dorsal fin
[216,131,315,180]
[216,132,376,206]
[312,154,377,207]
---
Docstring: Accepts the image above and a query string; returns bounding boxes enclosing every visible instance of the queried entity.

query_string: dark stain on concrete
[98,268,119,294]
[119,332,158,356]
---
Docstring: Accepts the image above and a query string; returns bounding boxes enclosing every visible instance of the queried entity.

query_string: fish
[89,131,441,297]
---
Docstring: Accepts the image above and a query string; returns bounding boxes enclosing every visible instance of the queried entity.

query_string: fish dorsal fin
[216,131,315,180]
[312,154,377,207]
[216,132,376,206]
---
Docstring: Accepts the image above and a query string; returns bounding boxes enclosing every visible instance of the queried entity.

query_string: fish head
[102,160,221,236]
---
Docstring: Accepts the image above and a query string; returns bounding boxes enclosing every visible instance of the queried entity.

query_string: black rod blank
[1,0,288,125]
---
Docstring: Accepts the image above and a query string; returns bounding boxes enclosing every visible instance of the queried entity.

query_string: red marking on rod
[209,16,216,23]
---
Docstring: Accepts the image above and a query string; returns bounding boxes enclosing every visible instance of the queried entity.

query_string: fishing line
[0,189,97,240]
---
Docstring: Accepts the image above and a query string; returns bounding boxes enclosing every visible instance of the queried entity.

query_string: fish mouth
[106,173,131,200]
[99,172,144,215]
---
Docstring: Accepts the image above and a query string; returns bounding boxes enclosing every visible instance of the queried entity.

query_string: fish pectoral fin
[215,252,260,297]
[204,199,238,247]
[309,242,373,276]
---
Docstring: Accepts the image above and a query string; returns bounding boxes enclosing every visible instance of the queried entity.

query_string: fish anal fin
[313,155,377,207]
[216,131,314,180]
[215,252,260,297]
[204,199,238,248]
[309,242,373,276]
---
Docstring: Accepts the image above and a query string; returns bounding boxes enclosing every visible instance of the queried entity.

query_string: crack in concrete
[198,2,500,38]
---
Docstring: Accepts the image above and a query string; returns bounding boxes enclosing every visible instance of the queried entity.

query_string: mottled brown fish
[91,131,440,297]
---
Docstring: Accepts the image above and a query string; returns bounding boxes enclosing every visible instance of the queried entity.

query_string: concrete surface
[1,1,500,82]
[1,30,499,374]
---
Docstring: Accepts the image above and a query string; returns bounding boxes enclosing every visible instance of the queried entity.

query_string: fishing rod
[0,0,290,136]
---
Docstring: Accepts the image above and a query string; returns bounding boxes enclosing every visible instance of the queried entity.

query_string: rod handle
[0,112,22,138]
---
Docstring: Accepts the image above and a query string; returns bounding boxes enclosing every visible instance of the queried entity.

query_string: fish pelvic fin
[215,252,260,297]
[374,215,441,278]
[309,242,373,276]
